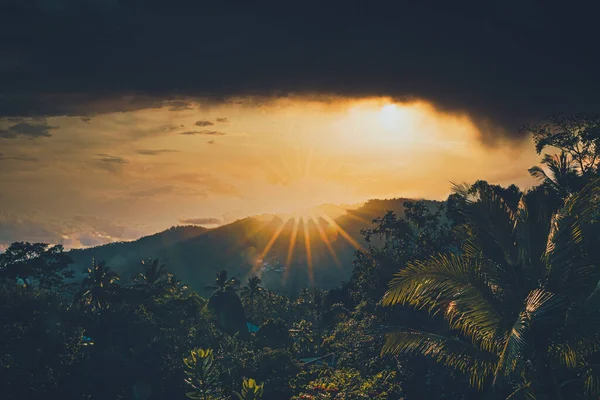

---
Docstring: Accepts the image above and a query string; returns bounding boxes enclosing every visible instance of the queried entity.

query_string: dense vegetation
[2,114,600,399]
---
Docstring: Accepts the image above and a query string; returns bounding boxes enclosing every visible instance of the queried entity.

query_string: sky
[1,1,599,249]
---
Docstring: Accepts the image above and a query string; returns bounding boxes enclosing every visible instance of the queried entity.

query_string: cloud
[179,217,222,225]
[207,140,216,145]
[0,152,38,162]
[0,121,58,139]
[0,213,142,249]
[95,153,128,164]
[216,117,229,123]
[167,100,193,111]
[136,149,179,155]
[180,130,226,136]
[195,120,214,127]
[1,2,599,142]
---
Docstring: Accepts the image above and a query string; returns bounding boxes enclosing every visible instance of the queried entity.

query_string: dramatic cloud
[195,120,214,127]
[0,121,58,139]
[136,149,179,155]
[1,2,599,141]
[207,140,216,145]
[179,217,222,225]
[180,130,226,136]
[216,117,229,123]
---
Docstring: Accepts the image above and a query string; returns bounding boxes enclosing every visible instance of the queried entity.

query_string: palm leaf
[382,329,496,390]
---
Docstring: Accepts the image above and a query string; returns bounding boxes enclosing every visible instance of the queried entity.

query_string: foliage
[524,113,600,174]
[4,114,600,400]
[235,378,265,400]
[382,177,600,398]
[291,367,404,399]
[255,318,293,349]
[184,348,222,399]
[0,242,74,290]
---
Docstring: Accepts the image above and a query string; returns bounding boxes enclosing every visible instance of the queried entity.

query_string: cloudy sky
[1,1,598,249]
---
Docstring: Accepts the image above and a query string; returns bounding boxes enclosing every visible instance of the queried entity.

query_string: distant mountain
[68,198,443,295]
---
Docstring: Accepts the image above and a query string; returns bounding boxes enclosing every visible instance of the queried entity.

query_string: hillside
[68,198,443,295]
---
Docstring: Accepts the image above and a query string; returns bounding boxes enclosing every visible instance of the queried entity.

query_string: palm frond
[382,329,496,390]
[383,253,503,352]
[493,288,564,385]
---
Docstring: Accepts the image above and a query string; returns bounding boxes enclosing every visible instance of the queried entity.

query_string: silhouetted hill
[68,198,443,295]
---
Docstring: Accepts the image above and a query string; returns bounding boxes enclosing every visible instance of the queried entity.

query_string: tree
[524,114,600,175]
[132,258,168,288]
[242,276,265,322]
[528,151,583,200]
[74,259,120,313]
[206,270,238,293]
[382,179,600,398]
[0,242,74,290]
[351,200,453,302]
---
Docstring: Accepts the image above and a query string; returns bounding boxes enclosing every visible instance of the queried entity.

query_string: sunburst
[243,147,366,287]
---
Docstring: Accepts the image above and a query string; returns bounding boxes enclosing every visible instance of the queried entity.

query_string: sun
[379,103,412,132]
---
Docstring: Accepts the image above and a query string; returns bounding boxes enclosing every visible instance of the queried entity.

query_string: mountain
[68,198,443,295]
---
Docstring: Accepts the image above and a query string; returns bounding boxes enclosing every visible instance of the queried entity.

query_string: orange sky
[0,96,541,248]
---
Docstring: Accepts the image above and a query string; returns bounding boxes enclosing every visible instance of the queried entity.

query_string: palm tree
[205,270,238,294]
[75,259,120,313]
[381,179,600,398]
[528,151,582,200]
[132,258,168,289]
[242,276,264,322]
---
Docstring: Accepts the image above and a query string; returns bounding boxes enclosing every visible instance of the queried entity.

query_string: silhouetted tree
[0,242,74,290]
[242,276,265,322]
[524,113,600,175]
[383,179,600,398]
[74,259,120,313]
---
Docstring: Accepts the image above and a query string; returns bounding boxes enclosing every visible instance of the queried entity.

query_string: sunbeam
[252,219,287,274]
[310,214,342,268]
[284,216,301,281]
[317,211,364,251]
[301,216,314,285]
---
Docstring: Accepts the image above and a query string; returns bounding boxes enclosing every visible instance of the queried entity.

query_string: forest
[3,114,600,399]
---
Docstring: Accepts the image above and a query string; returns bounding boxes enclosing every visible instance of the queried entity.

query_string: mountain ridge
[68,198,443,295]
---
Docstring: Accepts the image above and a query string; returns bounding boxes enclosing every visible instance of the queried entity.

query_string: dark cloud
[179,217,222,225]
[180,130,226,136]
[95,153,128,164]
[216,117,229,123]
[167,100,193,111]
[1,1,600,141]
[195,120,214,127]
[0,121,57,139]
[0,152,38,162]
[207,140,216,145]
[136,149,179,155]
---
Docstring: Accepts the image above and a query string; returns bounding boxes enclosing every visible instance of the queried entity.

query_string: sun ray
[317,211,364,251]
[310,214,341,268]
[252,218,287,274]
[284,216,301,281]
[248,146,291,186]
[340,209,372,225]
[302,216,314,285]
